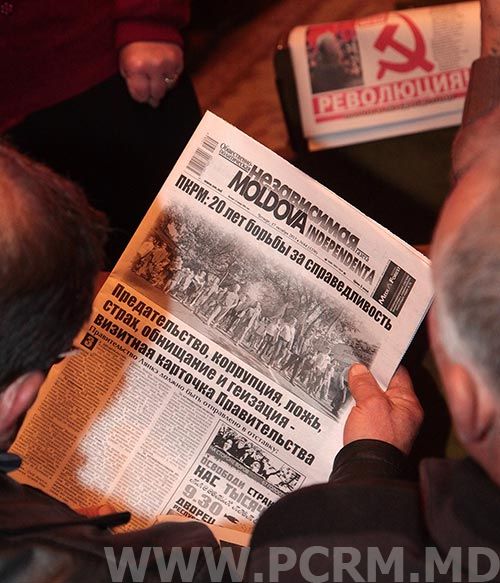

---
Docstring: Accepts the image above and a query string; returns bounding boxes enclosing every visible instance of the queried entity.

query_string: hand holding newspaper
[12,112,433,534]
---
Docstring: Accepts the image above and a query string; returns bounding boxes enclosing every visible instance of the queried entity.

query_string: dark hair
[0,142,107,389]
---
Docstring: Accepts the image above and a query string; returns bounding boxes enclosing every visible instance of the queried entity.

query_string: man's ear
[444,363,496,445]
[0,371,44,437]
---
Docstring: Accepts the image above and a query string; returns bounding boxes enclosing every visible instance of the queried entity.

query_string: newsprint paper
[289,1,480,149]
[13,112,433,534]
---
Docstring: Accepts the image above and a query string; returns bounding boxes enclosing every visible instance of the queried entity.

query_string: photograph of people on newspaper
[307,22,364,94]
[209,424,304,495]
[130,201,379,422]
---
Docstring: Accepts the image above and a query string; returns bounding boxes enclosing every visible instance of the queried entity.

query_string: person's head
[222,437,233,451]
[0,143,107,449]
[430,123,500,483]
[317,32,343,63]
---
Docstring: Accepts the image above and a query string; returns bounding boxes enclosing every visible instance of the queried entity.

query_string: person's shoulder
[420,457,500,550]
[251,476,420,549]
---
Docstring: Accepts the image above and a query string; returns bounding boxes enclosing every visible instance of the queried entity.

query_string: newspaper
[159,515,250,549]
[289,1,480,149]
[12,111,433,534]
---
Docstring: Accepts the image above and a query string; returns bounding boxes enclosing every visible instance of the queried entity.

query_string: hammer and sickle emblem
[374,13,434,80]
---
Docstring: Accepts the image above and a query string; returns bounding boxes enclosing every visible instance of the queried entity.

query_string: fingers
[76,503,117,518]
[349,364,416,402]
[150,76,168,103]
[124,73,150,104]
[385,366,415,398]
[122,72,169,108]
[348,363,383,403]
[119,41,184,107]
[96,503,117,516]
[345,363,422,453]
[388,366,424,425]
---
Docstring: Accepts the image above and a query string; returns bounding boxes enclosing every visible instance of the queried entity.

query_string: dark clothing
[463,56,500,128]
[7,73,201,266]
[248,440,500,582]
[0,453,219,582]
[0,0,189,131]
[2,0,200,267]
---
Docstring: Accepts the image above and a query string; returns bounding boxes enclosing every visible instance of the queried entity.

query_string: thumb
[76,502,117,518]
[348,363,383,403]
[96,503,117,516]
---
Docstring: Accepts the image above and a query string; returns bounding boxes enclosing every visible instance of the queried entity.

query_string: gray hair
[433,193,500,394]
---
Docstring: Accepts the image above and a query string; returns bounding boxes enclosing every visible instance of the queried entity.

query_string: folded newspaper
[12,111,433,534]
[289,1,480,149]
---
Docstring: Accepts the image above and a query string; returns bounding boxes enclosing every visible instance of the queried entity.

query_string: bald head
[433,193,500,394]
[431,113,500,396]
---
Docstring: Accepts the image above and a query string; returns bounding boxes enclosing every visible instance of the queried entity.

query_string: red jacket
[0,0,190,131]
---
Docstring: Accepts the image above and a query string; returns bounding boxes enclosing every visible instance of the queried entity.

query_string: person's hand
[76,503,116,518]
[344,364,423,454]
[480,0,500,57]
[119,41,184,107]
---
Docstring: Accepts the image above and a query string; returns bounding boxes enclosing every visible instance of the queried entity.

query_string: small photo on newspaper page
[12,111,433,534]
[158,422,306,533]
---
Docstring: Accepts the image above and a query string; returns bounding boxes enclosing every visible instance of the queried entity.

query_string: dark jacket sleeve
[0,474,220,583]
[0,520,221,583]
[330,439,409,483]
[250,440,416,552]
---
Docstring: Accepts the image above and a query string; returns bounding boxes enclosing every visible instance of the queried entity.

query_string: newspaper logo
[372,261,415,317]
[374,13,434,80]
[219,143,252,173]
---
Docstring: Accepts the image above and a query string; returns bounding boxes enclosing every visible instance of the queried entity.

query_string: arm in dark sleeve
[251,440,415,552]
[330,439,409,483]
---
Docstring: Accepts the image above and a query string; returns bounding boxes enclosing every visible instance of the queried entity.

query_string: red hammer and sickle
[374,13,434,80]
